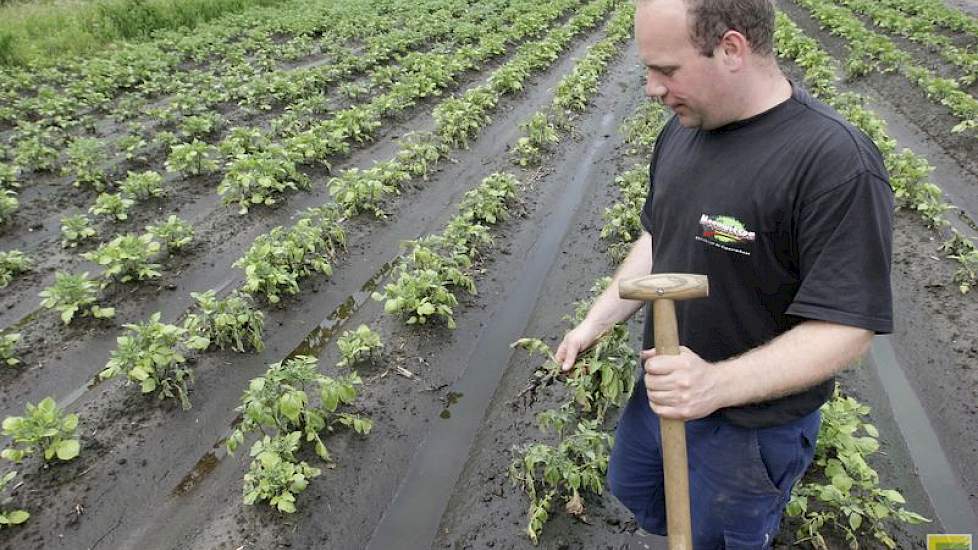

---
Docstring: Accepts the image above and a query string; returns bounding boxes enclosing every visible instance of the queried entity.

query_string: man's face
[635,0,727,129]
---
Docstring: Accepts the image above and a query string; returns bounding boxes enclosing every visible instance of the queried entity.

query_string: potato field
[0,0,976,548]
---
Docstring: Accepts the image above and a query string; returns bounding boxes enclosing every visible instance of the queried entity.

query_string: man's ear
[716,29,749,71]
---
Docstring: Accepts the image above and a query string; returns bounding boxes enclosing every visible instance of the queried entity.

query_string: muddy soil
[2,3,978,550]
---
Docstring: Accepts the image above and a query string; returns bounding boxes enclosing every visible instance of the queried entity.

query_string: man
[554,0,893,547]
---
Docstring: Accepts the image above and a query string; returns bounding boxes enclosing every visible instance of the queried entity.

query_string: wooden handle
[652,299,692,550]
[620,273,708,303]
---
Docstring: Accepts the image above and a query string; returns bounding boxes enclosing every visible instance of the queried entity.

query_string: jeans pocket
[752,425,806,495]
[748,429,785,496]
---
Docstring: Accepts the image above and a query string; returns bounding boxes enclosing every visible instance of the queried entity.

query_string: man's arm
[555,231,653,371]
[642,320,872,419]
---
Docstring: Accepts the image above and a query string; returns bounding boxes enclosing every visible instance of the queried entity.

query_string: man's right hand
[555,323,602,372]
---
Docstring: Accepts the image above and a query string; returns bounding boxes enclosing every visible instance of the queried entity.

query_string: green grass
[0,0,287,67]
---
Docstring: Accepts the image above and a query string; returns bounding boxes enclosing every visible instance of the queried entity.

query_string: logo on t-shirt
[696,214,755,256]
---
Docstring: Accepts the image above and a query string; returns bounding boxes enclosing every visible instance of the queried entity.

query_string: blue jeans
[608,379,820,549]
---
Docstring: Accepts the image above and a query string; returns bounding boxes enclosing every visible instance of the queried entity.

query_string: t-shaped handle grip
[619,273,708,550]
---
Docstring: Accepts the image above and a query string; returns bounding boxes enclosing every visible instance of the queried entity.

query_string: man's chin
[673,113,702,129]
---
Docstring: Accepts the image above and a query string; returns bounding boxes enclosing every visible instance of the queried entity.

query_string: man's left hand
[641,346,726,420]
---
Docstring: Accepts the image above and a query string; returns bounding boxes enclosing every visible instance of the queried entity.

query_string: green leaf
[879,489,905,504]
[55,439,80,461]
[6,510,29,524]
[831,473,853,493]
[848,512,863,531]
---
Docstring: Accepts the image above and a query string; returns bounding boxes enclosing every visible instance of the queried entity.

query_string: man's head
[635,0,779,129]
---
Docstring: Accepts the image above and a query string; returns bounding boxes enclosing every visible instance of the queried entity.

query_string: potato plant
[456,172,519,224]
[60,214,97,248]
[234,206,346,303]
[147,215,194,250]
[242,432,321,513]
[0,163,19,190]
[0,472,29,528]
[335,324,383,368]
[395,133,448,179]
[116,134,148,162]
[0,190,18,225]
[165,139,220,176]
[0,333,20,367]
[100,312,209,410]
[1,397,80,464]
[12,136,58,173]
[373,267,462,329]
[433,86,496,148]
[179,113,222,140]
[89,192,134,221]
[64,138,107,191]
[219,127,270,157]
[509,420,613,545]
[183,290,264,353]
[0,250,30,288]
[512,113,559,167]
[787,391,929,548]
[227,355,371,466]
[82,233,161,283]
[218,147,310,214]
[327,160,410,218]
[38,271,114,324]
[118,171,166,201]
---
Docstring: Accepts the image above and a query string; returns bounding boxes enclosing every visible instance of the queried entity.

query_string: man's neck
[731,68,792,122]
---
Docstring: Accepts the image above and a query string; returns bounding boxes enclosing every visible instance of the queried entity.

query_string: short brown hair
[683,0,776,57]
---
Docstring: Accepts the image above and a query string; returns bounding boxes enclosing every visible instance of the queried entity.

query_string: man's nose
[645,75,667,99]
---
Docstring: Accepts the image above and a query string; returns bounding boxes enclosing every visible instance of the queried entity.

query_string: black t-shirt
[640,84,894,428]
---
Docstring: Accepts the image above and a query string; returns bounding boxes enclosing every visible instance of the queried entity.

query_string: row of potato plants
[1,0,597,377]
[0,0,497,235]
[793,0,978,135]
[0,0,556,317]
[218,5,626,508]
[872,0,978,40]
[327,0,618,219]
[0,0,408,129]
[776,11,978,293]
[372,172,520,328]
[0,0,507,207]
[508,279,635,544]
[0,0,616,522]
[506,96,666,546]
[512,4,635,167]
[827,0,978,85]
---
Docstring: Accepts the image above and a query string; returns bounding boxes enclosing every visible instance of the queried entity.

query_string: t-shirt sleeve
[786,171,894,334]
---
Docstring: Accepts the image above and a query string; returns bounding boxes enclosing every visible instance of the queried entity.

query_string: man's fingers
[560,342,578,372]
[639,348,657,359]
[643,355,677,375]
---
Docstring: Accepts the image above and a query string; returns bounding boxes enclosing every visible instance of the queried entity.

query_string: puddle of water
[287,260,395,359]
[171,415,241,497]
[366,109,624,550]
[172,450,220,496]
[58,373,106,411]
[869,336,978,535]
